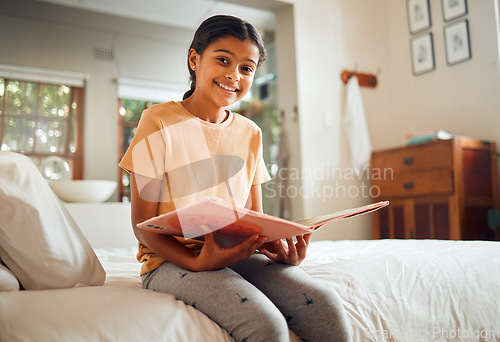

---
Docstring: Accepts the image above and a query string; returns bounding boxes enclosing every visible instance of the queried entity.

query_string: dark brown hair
[183,15,267,100]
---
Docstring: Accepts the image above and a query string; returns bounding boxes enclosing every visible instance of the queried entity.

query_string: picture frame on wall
[441,0,468,22]
[444,19,471,65]
[407,0,432,34]
[410,32,435,75]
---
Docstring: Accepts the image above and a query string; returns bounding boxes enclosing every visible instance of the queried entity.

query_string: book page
[296,201,389,229]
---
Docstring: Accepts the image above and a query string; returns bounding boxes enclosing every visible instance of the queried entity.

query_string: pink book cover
[138,197,389,248]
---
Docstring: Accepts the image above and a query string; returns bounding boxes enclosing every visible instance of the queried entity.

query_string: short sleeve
[252,129,271,185]
[253,156,271,185]
[119,108,166,180]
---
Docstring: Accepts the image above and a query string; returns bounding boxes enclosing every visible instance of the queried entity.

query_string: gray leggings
[142,253,352,342]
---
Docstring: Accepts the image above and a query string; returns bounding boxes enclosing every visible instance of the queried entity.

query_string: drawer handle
[403,156,414,165]
[403,181,414,190]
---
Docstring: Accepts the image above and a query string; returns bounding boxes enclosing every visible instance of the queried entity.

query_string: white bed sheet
[302,239,500,342]
[1,239,499,342]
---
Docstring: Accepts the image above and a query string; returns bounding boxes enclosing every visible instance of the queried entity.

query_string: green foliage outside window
[118,99,158,201]
[0,77,81,172]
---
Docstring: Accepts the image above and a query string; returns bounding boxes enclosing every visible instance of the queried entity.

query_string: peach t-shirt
[119,101,271,275]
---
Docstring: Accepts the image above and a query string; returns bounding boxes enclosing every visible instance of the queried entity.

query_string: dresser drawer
[372,137,498,241]
[372,169,453,198]
[371,140,452,174]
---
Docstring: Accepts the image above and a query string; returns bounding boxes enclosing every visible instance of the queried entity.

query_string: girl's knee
[312,287,350,326]
[291,287,352,341]
[232,307,289,342]
[247,313,289,342]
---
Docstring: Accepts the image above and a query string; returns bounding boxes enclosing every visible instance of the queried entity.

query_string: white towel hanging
[343,76,372,177]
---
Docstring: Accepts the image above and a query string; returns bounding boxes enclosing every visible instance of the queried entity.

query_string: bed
[1,152,500,342]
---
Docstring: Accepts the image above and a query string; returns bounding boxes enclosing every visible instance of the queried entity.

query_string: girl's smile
[214,81,239,93]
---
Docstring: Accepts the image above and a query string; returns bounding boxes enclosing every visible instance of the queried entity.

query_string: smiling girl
[119,15,351,342]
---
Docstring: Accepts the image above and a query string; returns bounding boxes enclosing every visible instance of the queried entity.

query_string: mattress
[1,239,499,342]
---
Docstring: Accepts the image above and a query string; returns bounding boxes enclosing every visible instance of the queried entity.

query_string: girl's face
[189,36,260,109]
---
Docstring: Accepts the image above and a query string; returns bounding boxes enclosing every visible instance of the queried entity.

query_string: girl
[119,15,351,342]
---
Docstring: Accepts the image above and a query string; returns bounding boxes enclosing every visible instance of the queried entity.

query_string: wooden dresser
[371,136,499,240]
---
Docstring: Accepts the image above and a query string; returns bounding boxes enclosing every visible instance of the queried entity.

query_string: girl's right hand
[192,232,267,271]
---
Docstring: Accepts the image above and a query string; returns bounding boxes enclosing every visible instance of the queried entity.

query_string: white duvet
[1,239,499,342]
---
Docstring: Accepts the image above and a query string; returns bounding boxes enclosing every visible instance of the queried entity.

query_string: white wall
[387,0,500,146]
[274,3,304,220]
[0,0,192,201]
[279,0,394,240]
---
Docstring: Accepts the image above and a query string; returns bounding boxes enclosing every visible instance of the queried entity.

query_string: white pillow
[0,152,105,290]
[0,262,19,291]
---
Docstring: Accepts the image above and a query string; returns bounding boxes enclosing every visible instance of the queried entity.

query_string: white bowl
[49,180,117,203]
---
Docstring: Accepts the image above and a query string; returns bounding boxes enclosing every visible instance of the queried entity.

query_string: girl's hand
[259,234,311,266]
[192,232,267,271]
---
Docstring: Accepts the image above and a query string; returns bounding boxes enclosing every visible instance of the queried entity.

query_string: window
[116,77,185,202]
[0,77,84,179]
[117,99,159,201]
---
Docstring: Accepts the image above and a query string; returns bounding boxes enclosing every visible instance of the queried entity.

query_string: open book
[138,197,389,248]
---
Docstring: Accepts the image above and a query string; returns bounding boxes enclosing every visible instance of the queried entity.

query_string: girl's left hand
[259,234,312,266]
